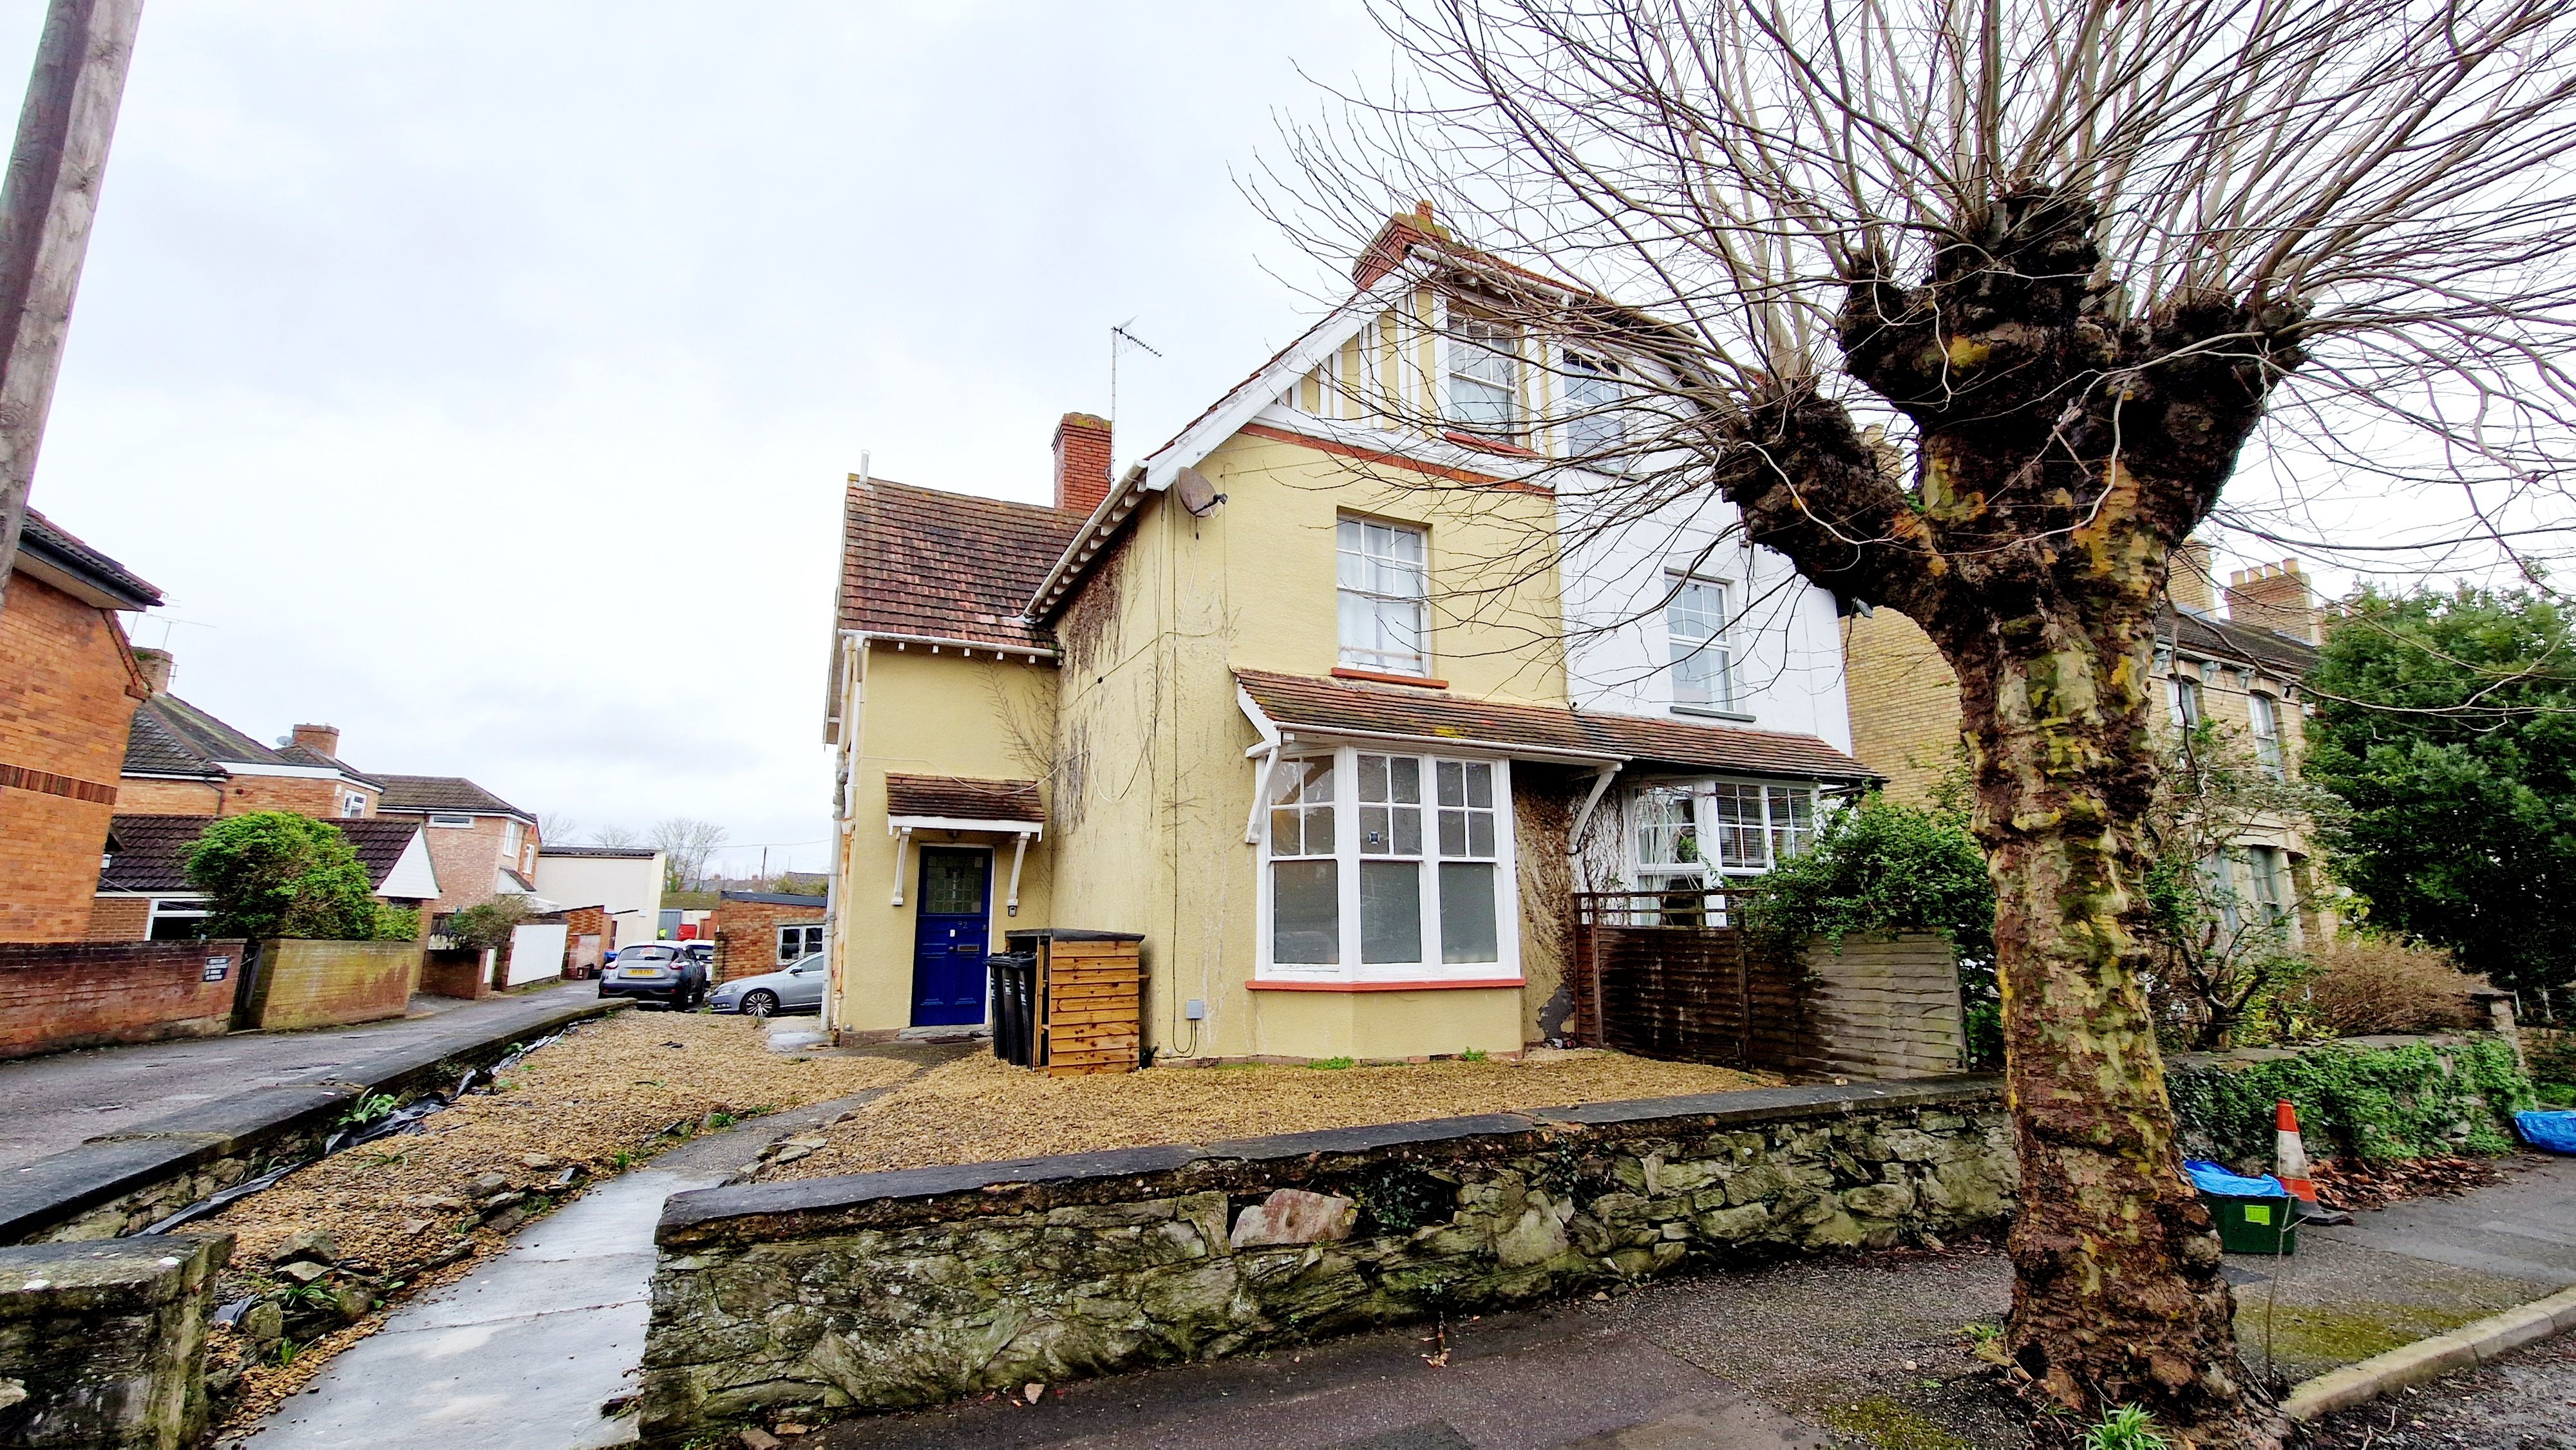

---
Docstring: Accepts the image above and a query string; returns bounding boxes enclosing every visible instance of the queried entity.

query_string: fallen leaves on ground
[2312,1153,2514,1211]
[764,1048,1774,1181]
[193,1010,918,1436]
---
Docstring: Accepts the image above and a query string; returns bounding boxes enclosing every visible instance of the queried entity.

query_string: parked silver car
[706,952,827,1018]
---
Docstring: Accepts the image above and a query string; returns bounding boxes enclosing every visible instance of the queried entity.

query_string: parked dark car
[597,943,706,1009]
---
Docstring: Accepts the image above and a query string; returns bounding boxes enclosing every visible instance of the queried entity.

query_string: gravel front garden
[754,1047,1776,1182]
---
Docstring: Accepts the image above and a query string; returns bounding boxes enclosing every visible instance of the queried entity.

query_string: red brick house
[90,813,441,941]
[710,890,827,983]
[0,511,161,942]
[370,776,542,915]
[115,663,383,821]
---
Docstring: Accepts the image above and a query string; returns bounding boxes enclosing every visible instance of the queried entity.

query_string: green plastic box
[2201,1191,2298,1255]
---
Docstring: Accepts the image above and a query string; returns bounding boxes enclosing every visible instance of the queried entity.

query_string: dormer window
[1445,314,1521,435]
[1563,351,1625,456]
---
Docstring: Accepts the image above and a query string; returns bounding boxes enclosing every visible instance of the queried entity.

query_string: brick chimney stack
[290,723,342,758]
[2168,538,2219,615]
[131,647,172,695]
[2226,560,2320,645]
[1052,413,1113,518]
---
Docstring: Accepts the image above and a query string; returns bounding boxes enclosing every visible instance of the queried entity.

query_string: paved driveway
[0,983,605,1170]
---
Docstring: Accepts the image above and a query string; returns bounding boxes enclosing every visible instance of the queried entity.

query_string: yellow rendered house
[822,209,1874,1062]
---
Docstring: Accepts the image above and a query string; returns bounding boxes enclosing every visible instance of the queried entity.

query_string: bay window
[1338,518,1429,677]
[1632,779,1817,883]
[1262,748,1514,981]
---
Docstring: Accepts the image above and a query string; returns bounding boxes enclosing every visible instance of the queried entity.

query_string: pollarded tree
[1264,1,2576,1440]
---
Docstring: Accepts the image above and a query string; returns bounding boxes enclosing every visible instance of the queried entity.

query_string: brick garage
[711,892,826,983]
[0,940,247,1059]
[0,514,159,943]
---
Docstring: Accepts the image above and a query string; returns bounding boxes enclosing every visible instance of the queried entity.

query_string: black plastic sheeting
[138,1023,585,1237]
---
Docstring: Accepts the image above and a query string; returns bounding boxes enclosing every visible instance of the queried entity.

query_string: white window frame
[1444,312,1522,435]
[1336,516,1431,677]
[776,923,824,964]
[339,792,366,818]
[427,813,475,829]
[1562,350,1625,457]
[147,896,211,941]
[2168,673,2203,729]
[1256,746,1519,984]
[2249,692,2285,777]
[1627,777,1821,888]
[1666,574,1736,712]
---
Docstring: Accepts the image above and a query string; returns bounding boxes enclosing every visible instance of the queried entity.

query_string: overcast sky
[11,2,1383,877]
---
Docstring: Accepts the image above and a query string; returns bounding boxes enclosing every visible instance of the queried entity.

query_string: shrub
[371,905,421,942]
[442,897,531,953]
[2287,936,2485,1038]
[184,812,382,941]
[2166,1037,2532,1166]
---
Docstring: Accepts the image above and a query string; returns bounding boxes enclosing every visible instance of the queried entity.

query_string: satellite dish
[1175,467,1226,518]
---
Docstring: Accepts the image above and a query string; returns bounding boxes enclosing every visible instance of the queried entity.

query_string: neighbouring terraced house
[823,207,1875,1061]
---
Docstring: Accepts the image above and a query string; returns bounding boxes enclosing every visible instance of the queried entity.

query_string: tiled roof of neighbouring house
[2164,606,2319,679]
[1234,670,1879,784]
[274,742,384,788]
[121,695,287,778]
[99,814,426,894]
[16,509,159,610]
[374,775,532,820]
[884,773,1047,824]
[840,478,1081,653]
[719,890,828,908]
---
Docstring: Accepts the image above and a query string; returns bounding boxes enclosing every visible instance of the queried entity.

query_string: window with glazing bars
[1668,578,1734,708]
[1446,315,1521,433]
[1337,518,1428,676]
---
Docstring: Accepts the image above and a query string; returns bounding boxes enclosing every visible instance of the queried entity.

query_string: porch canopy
[885,773,1045,914]
[1231,668,1876,843]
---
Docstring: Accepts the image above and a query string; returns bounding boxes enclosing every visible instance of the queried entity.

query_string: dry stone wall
[639,1077,2011,1444]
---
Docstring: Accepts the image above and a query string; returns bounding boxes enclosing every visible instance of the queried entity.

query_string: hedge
[2166,1037,2533,1168]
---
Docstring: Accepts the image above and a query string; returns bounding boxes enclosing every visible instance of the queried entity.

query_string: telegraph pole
[0,0,146,616]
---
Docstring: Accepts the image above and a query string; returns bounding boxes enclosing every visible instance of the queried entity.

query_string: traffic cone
[2275,1099,2318,1203]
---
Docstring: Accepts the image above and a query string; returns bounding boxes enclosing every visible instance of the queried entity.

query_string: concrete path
[0,983,601,1170]
[232,1056,951,1450]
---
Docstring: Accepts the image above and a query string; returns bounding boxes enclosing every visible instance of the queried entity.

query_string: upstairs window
[428,813,474,829]
[1445,315,1521,434]
[1668,577,1734,710]
[2168,674,2203,730]
[2249,693,2285,777]
[1338,518,1428,677]
[1562,351,1625,457]
[339,792,366,818]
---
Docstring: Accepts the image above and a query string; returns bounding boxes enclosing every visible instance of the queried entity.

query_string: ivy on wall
[2167,1038,2534,1167]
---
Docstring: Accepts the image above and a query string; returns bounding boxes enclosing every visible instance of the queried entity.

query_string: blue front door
[909,847,991,1026]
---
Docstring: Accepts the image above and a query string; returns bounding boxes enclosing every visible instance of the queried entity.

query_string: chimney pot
[131,647,173,695]
[1052,412,1113,518]
[290,722,342,759]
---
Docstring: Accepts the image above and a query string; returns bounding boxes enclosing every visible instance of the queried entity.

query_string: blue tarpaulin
[2515,1111,2576,1154]
[2184,1158,2289,1197]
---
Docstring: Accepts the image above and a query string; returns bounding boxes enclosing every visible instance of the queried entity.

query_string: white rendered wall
[1558,486,1853,753]
[533,854,667,923]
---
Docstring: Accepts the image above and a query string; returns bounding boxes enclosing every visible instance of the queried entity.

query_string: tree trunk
[1937,606,2283,1446]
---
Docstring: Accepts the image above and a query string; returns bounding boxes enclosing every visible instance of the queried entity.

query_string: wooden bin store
[1009,928,1144,1076]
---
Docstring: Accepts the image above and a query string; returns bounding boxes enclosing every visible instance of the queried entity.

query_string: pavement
[0,983,602,1171]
